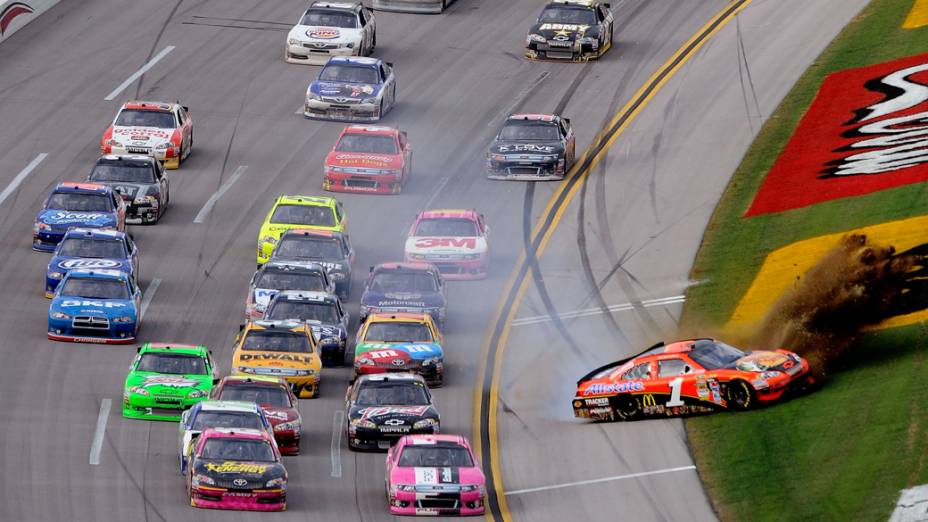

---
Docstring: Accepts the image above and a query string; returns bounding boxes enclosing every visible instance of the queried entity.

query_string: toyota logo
[233,478,248,487]
[391,359,406,367]
[334,97,350,103]
[384,419,404,426]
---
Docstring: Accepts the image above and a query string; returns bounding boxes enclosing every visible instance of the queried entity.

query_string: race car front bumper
[323,171,403,194]
[272,427,301,455]
[122,394,203,421]
[389,488,484,516]
[190,486,286,511]
[404,254,488,280]
[525,41,604,62]
[372,0,445,13]
[108,144,181,169]
[487,159,565,181]
[47,318,136,345]
[285,43,356,66]
[304,99,382,122]
[348,424,438,450]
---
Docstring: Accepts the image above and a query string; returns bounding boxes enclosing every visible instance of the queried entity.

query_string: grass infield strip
[680,1,928,521]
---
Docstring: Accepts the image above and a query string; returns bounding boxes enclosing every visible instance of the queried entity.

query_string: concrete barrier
[1,0,60,44]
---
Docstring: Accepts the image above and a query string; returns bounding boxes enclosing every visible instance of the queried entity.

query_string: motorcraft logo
[582,381,645,396]
[0,2,33,36]
[59,259,121,269]
[205,461,268,474]
[748,53,928,215]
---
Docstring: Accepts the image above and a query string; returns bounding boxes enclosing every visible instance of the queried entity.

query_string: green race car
[122,343,220,421]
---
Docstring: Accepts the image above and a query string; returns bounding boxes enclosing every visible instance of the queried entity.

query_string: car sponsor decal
[0,2,32,36]
[113,127,171,139]
[735,352,790,372]
[60,299,128,308]
[538,23,589,33]
[263,410,290,421]
[359,406,430,420]
[205,461,268,474]
[582,381,644,395]
[239,352,314,364]
[497,144,556,153]
[727,214,928,331]
[334,153,395,167]
[308,27,339,39]
[414,467,460,485]
[414,238,477,250]
[254,288,277,307]
[746,53,928,216]
[42,212,112,224]
[59,259,121,269]
[139,375,200,388]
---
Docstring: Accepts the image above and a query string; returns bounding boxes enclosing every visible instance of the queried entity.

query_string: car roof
[343,125,399,136]
[508,113,558,122]
[418,209,477,220]
[402,434,469,446]
[140,343,209,356]
[53,181,111,195]
[549,0,596,7]
[195,400,261,413]
[357,372,425,384]
[121,100,177,112]
[327,56,381,67]
[248,319,308,331]
[64,268,129,280]
[200,427,270,441]
[275,194,336,207]
[61,227,126,240]
[97,153,156,163]
[308,1,361,11]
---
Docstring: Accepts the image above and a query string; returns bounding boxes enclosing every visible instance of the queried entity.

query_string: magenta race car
[385,434,486,516]
[404,209,489,280]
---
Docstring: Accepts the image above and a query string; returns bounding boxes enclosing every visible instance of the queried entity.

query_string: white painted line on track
[511,295,686,326]
[331,410,344,478]
[0,153,47,207]
[421,176,449,210]
[139,278,162,321]
[193,165,248,223]
[505,465,696,496]
[104,46,176,101]
[89,398,112,465]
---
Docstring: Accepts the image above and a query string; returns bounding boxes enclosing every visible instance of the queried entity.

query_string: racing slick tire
[726,380,756,411]
[612,394,641,421]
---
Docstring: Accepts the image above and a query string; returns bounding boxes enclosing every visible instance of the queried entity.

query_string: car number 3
[666,377,685,407]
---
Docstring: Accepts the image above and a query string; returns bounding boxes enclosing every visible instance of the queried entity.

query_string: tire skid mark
[134,0,184,100]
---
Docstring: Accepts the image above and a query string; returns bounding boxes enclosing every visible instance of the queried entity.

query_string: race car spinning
[525,0,614,61]
[304,56,396,122]
[285,1,376,65]
[572,338,814,421]
[487,114,576,181]
[323,125,411,194]
[404,209,489,280]
[101,101,193,169]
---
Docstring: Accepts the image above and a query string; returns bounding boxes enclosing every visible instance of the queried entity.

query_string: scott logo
[415,238,477,249]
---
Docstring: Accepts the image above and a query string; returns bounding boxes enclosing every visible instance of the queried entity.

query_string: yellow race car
[256,195,348,265]
[231,320,322,398]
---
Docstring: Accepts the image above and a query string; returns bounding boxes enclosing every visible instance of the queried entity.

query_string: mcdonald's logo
[641,394,657,408]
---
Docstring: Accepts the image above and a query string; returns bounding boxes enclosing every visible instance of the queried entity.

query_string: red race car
[211,376,302,455]
[573,338,814,421]
[322,125,411,194]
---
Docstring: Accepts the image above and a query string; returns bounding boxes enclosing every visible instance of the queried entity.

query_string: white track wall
[0,1,59,44]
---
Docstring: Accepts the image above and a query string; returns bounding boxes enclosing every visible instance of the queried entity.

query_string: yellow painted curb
[903,0,928,29]
[727,215,928,332]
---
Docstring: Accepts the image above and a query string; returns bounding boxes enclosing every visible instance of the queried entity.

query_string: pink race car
[385,434,486,516]
[185,428,287,511]
[404,209,489,280]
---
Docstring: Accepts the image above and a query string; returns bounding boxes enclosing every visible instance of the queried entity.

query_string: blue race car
[48,268,141,344]
[359,262,447,327]
[303,56,397,122]
[33,182,126,252]
[45,228,139,297]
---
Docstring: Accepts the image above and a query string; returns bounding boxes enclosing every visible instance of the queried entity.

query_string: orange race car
[572,338,814,421]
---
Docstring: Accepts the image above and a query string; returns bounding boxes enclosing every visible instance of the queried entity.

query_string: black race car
[267,228,355,299]
[525,0,614,62]
[87,154,170,224]
[487,114,576,181]
[345,373,440,451]
[263,290,349,366]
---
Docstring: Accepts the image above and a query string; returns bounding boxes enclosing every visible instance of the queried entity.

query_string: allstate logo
[60,259,120,269]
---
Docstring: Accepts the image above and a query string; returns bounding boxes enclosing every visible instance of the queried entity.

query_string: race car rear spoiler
[576,341,665,385]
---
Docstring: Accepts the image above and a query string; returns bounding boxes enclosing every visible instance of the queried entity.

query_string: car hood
[530,22,598,40]
[405,236,487,255]
[52,297,136,317]
[125,372,210,395]
[49,256,130,273]
[325,151,404,170]
[236,350,316,367]
[310,81,382,99]
[490,140,564,155]
[391,465,485,487]
[348,404,438,422]
[97,181,156,201]
[733,350,802,373]
[37,209,117,229]
[355,342,444,361]
[111,125,175,145]
[289,25,362,44]
[194,459,286,484]
[361,291,445,309]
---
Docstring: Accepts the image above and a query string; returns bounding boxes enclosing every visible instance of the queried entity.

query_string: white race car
[285,1,376,65]
[101,101,193,170]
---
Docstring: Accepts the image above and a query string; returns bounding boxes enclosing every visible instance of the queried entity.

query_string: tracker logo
[825,62,928,177]
[0,2,33,36]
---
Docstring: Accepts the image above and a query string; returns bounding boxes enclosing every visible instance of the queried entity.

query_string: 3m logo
[747,53,928,216]
[415,238,476,249]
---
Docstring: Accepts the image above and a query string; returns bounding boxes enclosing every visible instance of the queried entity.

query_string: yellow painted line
[472,1,755,520]
[903,0,928,29]
[726,215,928,332]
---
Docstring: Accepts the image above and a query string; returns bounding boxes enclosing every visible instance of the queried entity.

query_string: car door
[381,64,395,108]
[113,192,126,230]
[176,106,192,151]
[342,234,355,269]
[155,160,169,206]
[366,8,376,48]
[357,8,371,53]
[561,118,576,165]
[125,234,139,278]
[655,357,696,409]
[599,4,614,42]
[399,132,411,176]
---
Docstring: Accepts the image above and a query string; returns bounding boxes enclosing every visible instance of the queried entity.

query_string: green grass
[680,0,928,520]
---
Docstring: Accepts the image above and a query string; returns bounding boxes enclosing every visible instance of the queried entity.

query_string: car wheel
[612,394,640,421]
[726,380,755,410]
